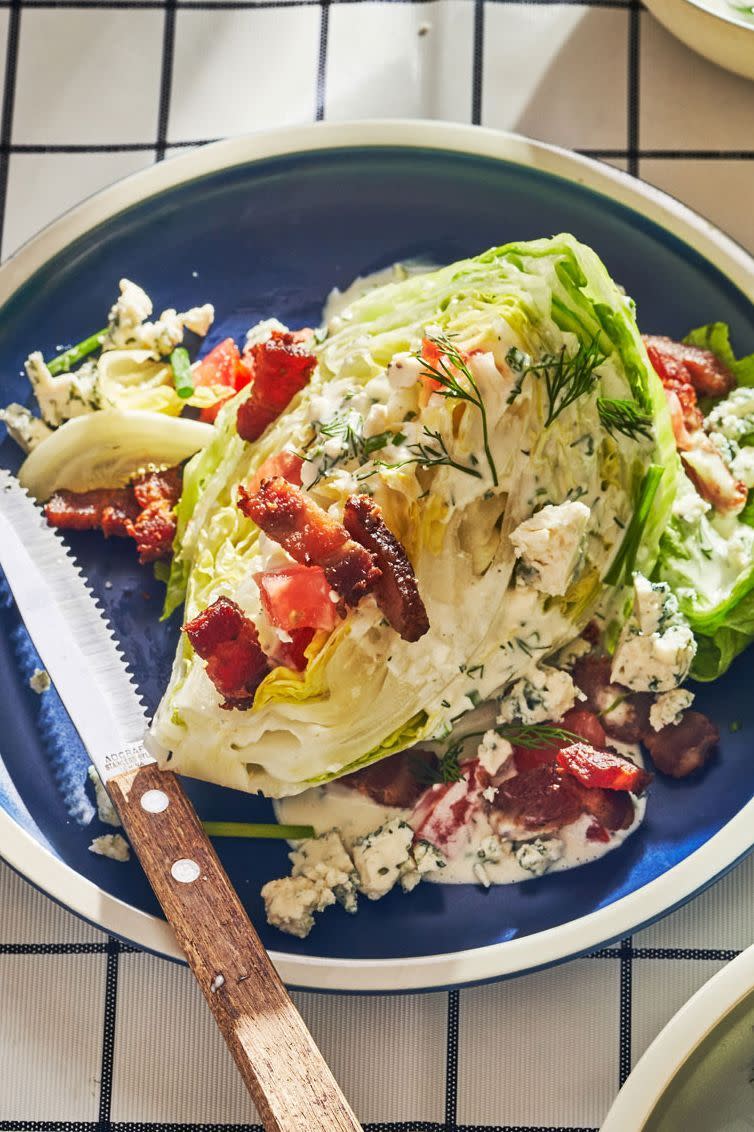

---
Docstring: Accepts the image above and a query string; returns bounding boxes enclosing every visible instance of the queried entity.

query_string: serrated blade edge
[0,469,152,779]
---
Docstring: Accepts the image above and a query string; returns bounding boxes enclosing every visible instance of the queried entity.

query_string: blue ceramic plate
[1,122,753,992]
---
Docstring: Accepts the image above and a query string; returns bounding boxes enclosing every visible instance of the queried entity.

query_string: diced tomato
[273,627,316,672]
[561,709,607,749]
[556,742,652,793]
[513,709,606,772]
[248,451,303,494]
[418,337,446,402]
[255,563,339,632]
[194,338,253,423]
[193,339,246,390]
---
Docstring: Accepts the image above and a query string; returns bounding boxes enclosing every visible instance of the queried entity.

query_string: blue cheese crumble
[262,821,447,936]
[87,766,121,828]
[509,501,590,596]
[515,836,564,876]
[649,689,695,732]
[611,573,696,693]
[88,834,130,862]
[352,818,415,900]
[289,830,358,913]
[497,666,581,725]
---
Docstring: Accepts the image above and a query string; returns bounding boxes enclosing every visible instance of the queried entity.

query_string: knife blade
[0,469,152,780]
[0,467,362,1132]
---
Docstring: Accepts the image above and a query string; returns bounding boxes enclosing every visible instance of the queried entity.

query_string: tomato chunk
[255,563,338,632]
[513,709,606,772]
[248,451,303,494]
[556,742,652,793]
[194,338,253,423]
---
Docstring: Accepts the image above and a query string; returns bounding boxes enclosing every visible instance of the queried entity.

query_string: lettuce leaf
[684,322,754,387]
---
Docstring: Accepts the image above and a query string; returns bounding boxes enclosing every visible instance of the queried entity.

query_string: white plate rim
[679,0,754,36]
[601,943,754,1130]
[0,119,753,992]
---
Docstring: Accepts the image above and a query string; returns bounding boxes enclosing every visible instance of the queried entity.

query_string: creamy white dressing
[276,741,647,887]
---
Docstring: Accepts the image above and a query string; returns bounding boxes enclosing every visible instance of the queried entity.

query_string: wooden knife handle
[108,762,362,1132]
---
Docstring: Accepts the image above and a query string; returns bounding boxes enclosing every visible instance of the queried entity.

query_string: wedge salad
[4,237,754,940]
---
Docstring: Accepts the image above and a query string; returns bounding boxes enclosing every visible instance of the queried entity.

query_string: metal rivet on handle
[141,789,169,813]
[171,858,201,883]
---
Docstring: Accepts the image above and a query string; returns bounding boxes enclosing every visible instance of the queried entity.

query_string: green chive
[729,720,742,733]
[202,821,315,840]
[604,464,664,587]
[170,346,194,399]
[47,328,107,376]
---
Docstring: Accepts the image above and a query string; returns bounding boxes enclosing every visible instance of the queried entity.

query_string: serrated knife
[0,469,362,1132]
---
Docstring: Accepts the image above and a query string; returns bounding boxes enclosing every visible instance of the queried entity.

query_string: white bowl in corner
[644,0,754,80]
[602,945,754,1130]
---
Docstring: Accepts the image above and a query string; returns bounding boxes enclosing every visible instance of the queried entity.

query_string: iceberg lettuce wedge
[151,235,680,797]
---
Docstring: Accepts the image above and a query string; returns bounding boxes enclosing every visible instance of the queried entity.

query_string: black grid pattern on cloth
[0,0,752,1128]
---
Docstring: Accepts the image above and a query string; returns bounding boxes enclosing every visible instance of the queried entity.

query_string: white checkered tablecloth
[0,4,753,1129]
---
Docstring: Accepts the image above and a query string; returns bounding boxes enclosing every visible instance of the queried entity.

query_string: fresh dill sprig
[505,335,606,428]
[416,333,499,486]
[597,397,653,442]
[409,745,465,786]
[358,425,482,481]
[604,463,664,586]
[306,413,397,485]
[495,723,580,749]
[409,721,582,788]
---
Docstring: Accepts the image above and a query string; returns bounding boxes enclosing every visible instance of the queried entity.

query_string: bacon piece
[342,750,434,809]
[681,434,747,515]
[644,335,736,399]
[556,742,652,793]
[237,476,380,606]
[236,330,316,442]
[493,765,585,834]
[45,488,138,537]
[184,595,269,709]
[44,467,182,564]
[269,627,316,672]
[492,763,636,836]
[343,494,429,642]
[573,655,652,743]
[126,467,183,563]
[643,710,719,778]
[583,787,635,833]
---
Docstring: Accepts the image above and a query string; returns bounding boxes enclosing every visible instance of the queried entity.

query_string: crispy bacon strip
[184,595,269,710]
[644,335,746,513]
[45,488,138,537]
[342,750,434,809]
[573,655,653,743]
[44,466,182,564]
[236,330,317,442]
[126,467,183,563]
[343,494,429,642]
[237,476,380,606]
[491,763,635,836]
[643,711,719,778]
[644,335,735,399]
[681,435,747,515]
